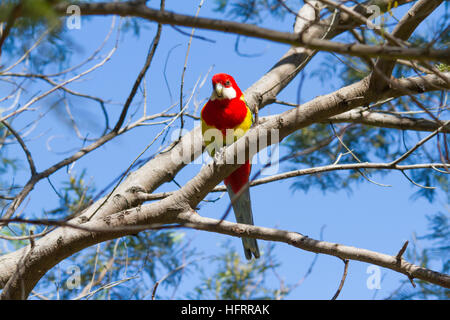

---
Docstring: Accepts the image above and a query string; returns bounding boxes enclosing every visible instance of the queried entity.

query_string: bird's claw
[213,147,226,165]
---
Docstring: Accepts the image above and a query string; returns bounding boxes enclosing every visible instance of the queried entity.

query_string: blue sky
[1,0,447,299]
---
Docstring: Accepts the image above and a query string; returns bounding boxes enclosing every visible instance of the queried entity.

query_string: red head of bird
[210,73,243,103]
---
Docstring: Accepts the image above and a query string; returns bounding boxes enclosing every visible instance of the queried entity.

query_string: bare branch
[1,120,37,176]
[1,207,449,297]
[1,0,448,299]
[176,211,450,288]
[369,0,444,92]
[390,120,450,165]
[112,1,164,132]
[396,240,409,260]
[0,41,118,123]
[151,257,202,300]
[318,0,407,45]
[179,0,205,136]
[0,241,34,300]
[331,259,349,300]
[48,1,450,63]
[141,162,449,201]
[327,107,450,133]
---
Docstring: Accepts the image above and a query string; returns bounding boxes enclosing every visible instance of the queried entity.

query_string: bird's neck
[214,96,241,108]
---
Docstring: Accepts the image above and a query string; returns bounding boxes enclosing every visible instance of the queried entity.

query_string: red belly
[224,161,251,193]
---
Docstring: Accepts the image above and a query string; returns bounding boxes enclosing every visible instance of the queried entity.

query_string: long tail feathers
[226,185,260,260]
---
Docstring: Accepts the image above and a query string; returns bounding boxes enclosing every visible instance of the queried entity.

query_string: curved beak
[214,83,223,97]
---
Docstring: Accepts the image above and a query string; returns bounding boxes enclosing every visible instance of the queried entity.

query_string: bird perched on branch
[201,73,260,260]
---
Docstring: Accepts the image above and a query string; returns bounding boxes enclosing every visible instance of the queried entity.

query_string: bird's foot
[213,147,226,165]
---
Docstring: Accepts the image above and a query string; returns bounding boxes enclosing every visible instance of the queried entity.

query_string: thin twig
[396,240,409,260]
[1,120,37,176]
[331,259,349,300]
[112,1,164,132]
[391,120,450,165]
[178,0,205,138]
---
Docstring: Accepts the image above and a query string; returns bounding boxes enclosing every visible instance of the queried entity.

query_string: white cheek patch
[222,86,237,100]
[210,86,237,101]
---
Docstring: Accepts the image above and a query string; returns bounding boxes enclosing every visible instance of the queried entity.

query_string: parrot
[200,73,260,260]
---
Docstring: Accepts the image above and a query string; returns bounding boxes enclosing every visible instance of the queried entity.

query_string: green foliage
[46,170,94,219]
[286,121,448,202]
[309,58,340,87]
[409,168,449,203]
[286,10,449,202]
[436,63,450,72]
[422,212,450,257]
[120,17,153,38]
[0,0,75,73]
[40,230,194,300]
[0,0,60,25]
[338,58,371,86]
[1,0,448,300]
[28,171,198,300]
[0,223,39,253]
[188,243,292,299]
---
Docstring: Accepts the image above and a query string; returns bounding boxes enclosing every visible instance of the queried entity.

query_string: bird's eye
[225,80,231,86]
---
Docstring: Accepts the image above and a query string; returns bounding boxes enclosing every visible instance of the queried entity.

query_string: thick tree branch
[0,70,447,298]
[318,0,407,46]
[0,198,182,299]
[326,107,450,133]
[369,0,444,92]
[175,211,450,289]
[50,0,327,228]
[48,1,450,63]
[156,73,449,218]
[139,162,449,200]
[1,0,447,299]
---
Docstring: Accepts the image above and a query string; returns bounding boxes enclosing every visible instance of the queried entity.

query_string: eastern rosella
[201,73,260,260]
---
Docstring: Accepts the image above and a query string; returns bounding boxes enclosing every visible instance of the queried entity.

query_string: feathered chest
[201,97,248,130]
